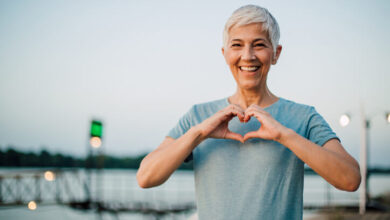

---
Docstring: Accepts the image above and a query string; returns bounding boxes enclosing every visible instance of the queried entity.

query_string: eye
[255,43,266,47]
[231,43,242,47]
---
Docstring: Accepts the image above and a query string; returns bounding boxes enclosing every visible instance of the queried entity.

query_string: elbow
[138,181,151,189]
[136,157,155,188]
[335,176,360,192]
[136,170,152,188]
[343,178,361,192]
[347,163,362,192]
[341,168,362,192]
[136,168,163,188]
[137,176,148,189]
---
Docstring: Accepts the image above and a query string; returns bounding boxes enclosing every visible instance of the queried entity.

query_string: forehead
[228,23,269,41]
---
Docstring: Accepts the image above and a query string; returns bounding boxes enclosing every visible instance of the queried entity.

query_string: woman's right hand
[196,104,245,143]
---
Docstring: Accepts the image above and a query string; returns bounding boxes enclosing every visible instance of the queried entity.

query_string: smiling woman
[136,4,361,220]
[222,22,281,97]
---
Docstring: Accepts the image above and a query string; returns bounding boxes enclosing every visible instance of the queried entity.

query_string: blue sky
[0,0,389,166]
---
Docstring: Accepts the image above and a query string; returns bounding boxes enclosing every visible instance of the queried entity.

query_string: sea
[0,168,389,220]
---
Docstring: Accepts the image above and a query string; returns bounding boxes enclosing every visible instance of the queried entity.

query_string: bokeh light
[339,114,350,127]
[90,137,102,148]
[44,171,55,181]
[28,201,37,210]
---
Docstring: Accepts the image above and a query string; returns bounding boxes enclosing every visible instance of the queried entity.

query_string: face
[222,23,282,91]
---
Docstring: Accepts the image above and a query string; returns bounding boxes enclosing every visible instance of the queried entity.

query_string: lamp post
[86,119,104,203]
[340,111,390,215]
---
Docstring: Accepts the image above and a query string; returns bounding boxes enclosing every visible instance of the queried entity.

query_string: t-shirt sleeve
[306,107,340,147]
[166,106,195,162]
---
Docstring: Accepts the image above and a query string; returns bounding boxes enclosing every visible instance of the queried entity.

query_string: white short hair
[223,5,280,54]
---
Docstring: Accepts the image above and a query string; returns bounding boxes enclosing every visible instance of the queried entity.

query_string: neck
[229,85,278,109]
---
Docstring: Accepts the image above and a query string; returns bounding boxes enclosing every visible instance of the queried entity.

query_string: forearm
[278,128,361,191]
[137,126,203,188]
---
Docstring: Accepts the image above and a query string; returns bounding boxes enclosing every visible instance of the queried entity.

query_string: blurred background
[0,0,389,219]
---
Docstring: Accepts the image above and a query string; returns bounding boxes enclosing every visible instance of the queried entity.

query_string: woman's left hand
[243,104,287,142]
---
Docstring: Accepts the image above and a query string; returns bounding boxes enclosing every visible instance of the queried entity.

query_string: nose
[241,46,255,61]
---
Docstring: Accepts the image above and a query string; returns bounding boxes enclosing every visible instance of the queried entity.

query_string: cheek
[260,51,274,64]
[224,52,238,66]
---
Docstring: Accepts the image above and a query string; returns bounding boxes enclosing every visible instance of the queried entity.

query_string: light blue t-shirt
[167,97,339,220]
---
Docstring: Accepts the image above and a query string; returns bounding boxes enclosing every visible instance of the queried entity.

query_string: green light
[90,120,103,138]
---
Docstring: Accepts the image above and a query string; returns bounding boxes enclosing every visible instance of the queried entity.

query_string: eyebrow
[231,38,268,43]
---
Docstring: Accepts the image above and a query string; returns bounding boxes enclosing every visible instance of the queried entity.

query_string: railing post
[15,175,22,204]
[35,174,41,202]
[325,182,331,207]
[56,172,61,203]
[359,116,368,215]
[0,176,3,204]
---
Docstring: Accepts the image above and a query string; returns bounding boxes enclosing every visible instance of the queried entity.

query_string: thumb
[225,131,244,143]
[243,131,259,142]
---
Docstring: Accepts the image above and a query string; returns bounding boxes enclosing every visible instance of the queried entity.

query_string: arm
[137,104,245,188]
[243,105,361,192]
[279,130,361,191]
[136,128,203,188]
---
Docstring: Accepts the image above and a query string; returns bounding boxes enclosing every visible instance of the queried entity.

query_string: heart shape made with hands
[207,104,281,143]
[221,109,279,143]
[226,114,262,143]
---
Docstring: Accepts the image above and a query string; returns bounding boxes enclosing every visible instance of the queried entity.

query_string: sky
[0,0,389,167]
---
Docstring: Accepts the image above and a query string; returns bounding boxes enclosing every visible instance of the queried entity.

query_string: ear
[221,47,225,56]
[271,45,282,65]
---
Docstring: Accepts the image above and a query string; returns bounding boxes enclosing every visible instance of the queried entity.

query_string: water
[1,168,389,220]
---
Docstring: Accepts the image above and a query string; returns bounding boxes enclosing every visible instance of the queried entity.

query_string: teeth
[240,66,259,71]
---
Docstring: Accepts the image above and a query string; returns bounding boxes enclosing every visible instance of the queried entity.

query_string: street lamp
[340,110,390,215]
[90,120,103,148]
[339,114,351,127]
[90,136,102,148]
[86,119,104,204]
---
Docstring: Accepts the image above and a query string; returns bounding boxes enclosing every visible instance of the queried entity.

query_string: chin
[238,82,260,90]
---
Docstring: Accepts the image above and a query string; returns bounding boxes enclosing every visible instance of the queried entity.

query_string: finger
[243,110,249,122]
[243,131,260,142]
[232,109,245,122]
[243,109,252,122]
[225,107,245,122]
[230,104,244,114]
[223,110,240,122]
[234,106,245,122]
[219,109,236,121]
[225,131,244,143]
[232,104,245,116]
[244,109,260,122]
[245,109,267,123]
[251,107,269,117]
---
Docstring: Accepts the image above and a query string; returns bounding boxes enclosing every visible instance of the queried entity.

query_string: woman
[137,5,361,220]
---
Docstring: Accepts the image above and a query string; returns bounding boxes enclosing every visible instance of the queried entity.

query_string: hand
[197,104,245,143]
[243,104,286,142]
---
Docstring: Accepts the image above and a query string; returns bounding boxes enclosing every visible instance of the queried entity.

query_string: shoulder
[278,97,316,114]
[278,99,339,145]
[192,97,228,111]
[276,98,333,139]
[188,98,229,121]
[276,97,321,126]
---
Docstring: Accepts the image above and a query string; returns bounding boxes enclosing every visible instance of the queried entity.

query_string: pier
[0,169,196,219]
[1,168,388,219]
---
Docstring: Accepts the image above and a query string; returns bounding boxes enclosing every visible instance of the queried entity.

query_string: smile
[239,66,260,72]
